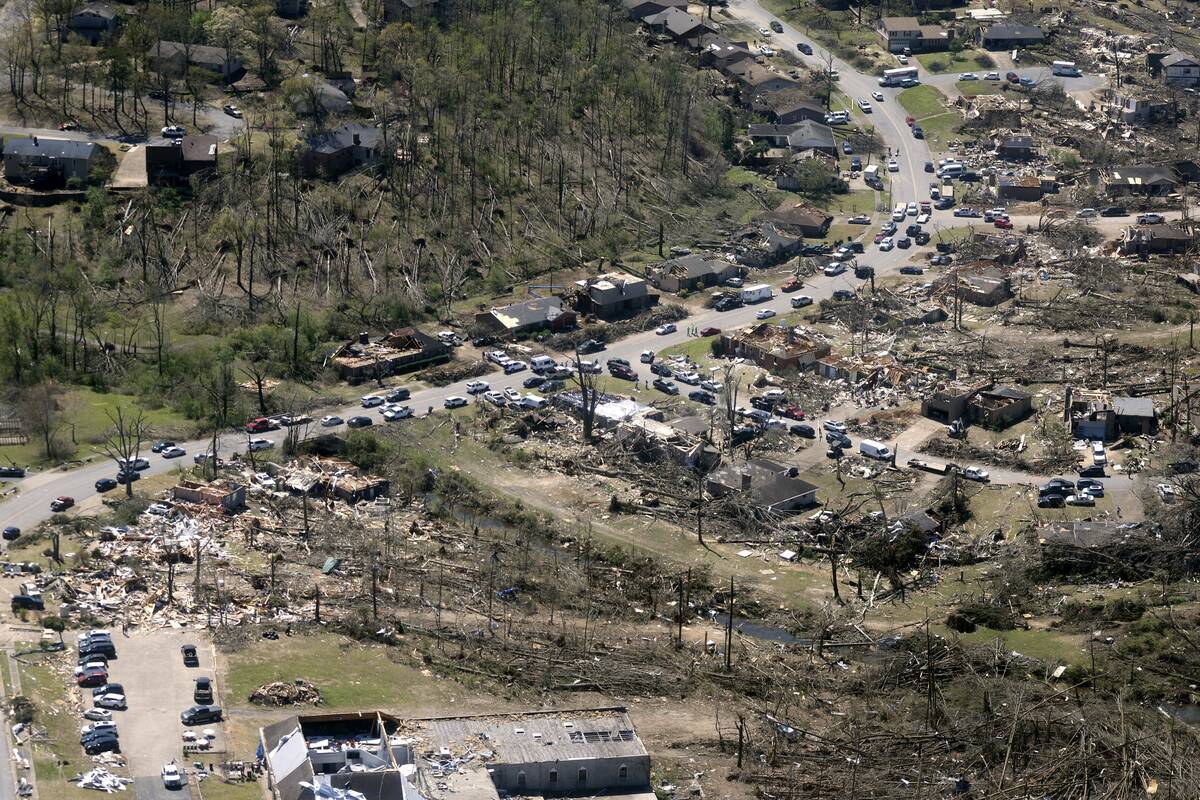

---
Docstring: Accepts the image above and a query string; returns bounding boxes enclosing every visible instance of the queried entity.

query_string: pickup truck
[906,458,962,475]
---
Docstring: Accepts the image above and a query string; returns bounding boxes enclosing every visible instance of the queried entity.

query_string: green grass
[898,85,947,118]
[0,386,196,468]
[944,626,1086,665]
[195,779,262,800]
[225,632,455,711]
[660,336,719,363]
[917,112,962,147]
[954,80,1001,97]
[824,190,877,216]
[18,655,103,800]
[916,49,996,75]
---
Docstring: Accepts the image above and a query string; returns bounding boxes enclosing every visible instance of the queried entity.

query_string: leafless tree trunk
[98,406,147,498]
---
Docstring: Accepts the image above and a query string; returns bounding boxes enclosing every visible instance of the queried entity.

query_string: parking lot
[93,630,223,783]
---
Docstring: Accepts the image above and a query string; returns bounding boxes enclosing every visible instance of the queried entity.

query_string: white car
[146,501,173,516]
[485,350,509,365]
[83,708,112,722]
[791,295,813,308]
[382,405,413,421]
[759,46,775,56]
[360,395,384,408]
[757,26,770,35]
[677,371,702,385]
[984,71,1000,80]
[1077,208,1097,218]
[822,420,847,434]
[162,446,186,458]
[465,379,490,394]
[878,237,894,251]
[887,160,899,172]
[701,379,723,393]
[1065,493,1095,507]
[93,693,127,710]
[871,91,884,101]
[82,721,118,736]
[1157,483,1178,501]
[906,202,918,216]
[444,396,468,409]
[857,99,872,112]
[640,350,655,363]
[897,54,909,64]
[319,415,343,427]
[247,438,273,452]
[915,212,931,224]
[755,308,776,320]
[483,391,506,406]
[162,764,184,789]
[959,72,978,81]
[655,323,677,335]
[161,125,185,137]
[963,466,990,482]
[503,387,521,402]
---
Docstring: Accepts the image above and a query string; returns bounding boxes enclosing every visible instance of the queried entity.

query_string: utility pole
[371,559,379,620]
[314,585,321,624]
[724,577,734,672]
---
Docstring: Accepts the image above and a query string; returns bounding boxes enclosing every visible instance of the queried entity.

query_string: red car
[873,233,886,244]
[905,116,915,126]
[77,668,108,688]
[50,496,74,512]
[245,417,278,433]
[781,405,806,421]
[781,277,803,292]
[994,219,1013,229]
[699,326,722,336]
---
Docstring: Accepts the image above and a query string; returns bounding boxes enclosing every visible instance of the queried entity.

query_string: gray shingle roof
[5,137,96,160]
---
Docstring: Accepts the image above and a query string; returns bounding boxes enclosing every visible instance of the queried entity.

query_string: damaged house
[1119,223,1197,255]
[573,273,658,320]
[647,253,739,294]
[330,328,449,382]
[1104,165,1179,197]
[281,457,390,503]
[977,22,1045,49]
[717,324,830,372]
[1065,387,1158,441]
[936,263,1013,306]
[877,17,951,53]
[172,480,246,513]
[473,297,577,338]
[921,382,1032,427]
[747,120,837,157]
[721,60,799,104]
[707,458,818,513]
[261,708,651,800]
[728,222,804,268]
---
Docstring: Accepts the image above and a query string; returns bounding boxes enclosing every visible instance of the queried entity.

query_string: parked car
[899,265,924,275]
[847,214,870,224]
[1076,207,1097,218]
[247,438,274,452]
[790,423,815,438]
[700,326,722,336]
[360,394,385,408]
[650,362,673,377]
[51,496,74,512]
[963,466,990,482]
[180,705,223,725]
[1158,483,1178,502]
[791,295,813,308]
[319,415,343,427]
[223,104,243,118]
[896,237,912,249]
[385,387,411,403]
[444,396,469,409]
[162,446,186,458]
[1037,494,1065,509]
[769,19,783,31]
[91,683,124,698]
[523,375,547,389]
[755,308,776,320]
[181,644,199,667]
[161,125,185,137]
[959,72,978,80]
[382,405,413,421]
[83,707,113,722]
[1078,464,1106,477]
[1100,206,1128,217]
[162,764,185,789]
[95,477,118,492]
[2,526,19,541]
[12,594,44,611]
[84,734,120,755]
[0,466,24,478]
[688,390,715,405]
[796,42,812,54]
[577,338,606,354]
[655,323,677,335]
[984,71,1000,80]
[193,677,214,704]
[483,391,506,407]
[94,693,127,710]
[1065,493,1096,507]
[150,441,175,453]
[1137,213,1164,224]
[652,378,679,395]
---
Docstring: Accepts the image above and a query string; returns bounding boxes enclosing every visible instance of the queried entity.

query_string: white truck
[859,439,893,460]
[863,164,881,186]
[878,66,918,87]
[1051,60,1081,77]
[741,284,774,304]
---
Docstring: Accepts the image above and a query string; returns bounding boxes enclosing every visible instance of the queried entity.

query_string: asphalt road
[923,68,1107,101]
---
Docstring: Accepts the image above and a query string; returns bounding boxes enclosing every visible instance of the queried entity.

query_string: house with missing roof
[647,253,738,293]
[473,297,576,338]
[977,22,1045,49]
[298,124,384,177]
[573,273,658,320]
[4,136,99,187]
[145,135,219,184]
[1064,387,1158,441]
[260,708,653,800]
[706,458,818,513]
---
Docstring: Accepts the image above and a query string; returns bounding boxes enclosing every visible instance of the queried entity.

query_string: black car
[1078,464,1106,477]
[933,197,954,210]
[847,241,865,254]
[1037,494,1065,509]
[832,289,855,300]
[958,171,980,182]
[801,243,833,256]
[80,644,116,660]
[896,237,912,249]
[713,297,740,312]
[83,734,120,755]
[92,683,125,697]
[78,651,110,666]
[385,387,411,402]
[116,470,140,485]
[935,242,956,253]
[650,363,673,377]
[180,705,223,725]
[541,379,566,392]
[606,357,631,369]
[0,466,25,478]
[826,432,851,448]
[181,644,199,667]
[796,42,812,54]
[81,729,119,745]
[1100,206,1128,217]
[94,477,118,493]
[854,265,874,279]
[11,595,44,611]
[2,526,19,541]
[347,416,373,428]
[750,396,776,411]
[1039,478,1075,495]
[522,375,546,389]
[194,677,214,704]
[905,224,921,237]
[899,266,924,275]
[914,232,931,245]
[577,339,606,354]
[652,378,679,395]
[930,254,952,266]
[150,441,175,453]
[790,424,815,438]
[689,390,715,405]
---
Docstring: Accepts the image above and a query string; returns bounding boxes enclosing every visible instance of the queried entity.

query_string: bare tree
[20,381,69,462]
[720,363,742,452]
[98,407,147,498]
[574,348,602,442]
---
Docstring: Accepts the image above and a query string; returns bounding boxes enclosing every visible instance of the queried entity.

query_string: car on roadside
[896,237,912,249]
[360,394,385,408]
[223,104,243,118]
[2,526,19,541]
[162,764,185,789]
[0,465,24,478]
[930,254,952,266]
[899,265,924,275]
[871,90,884,101]
[959,72,978,80]
[1137,212,1165,224]
[1100,206,1129,217]
[161,124,185,137]
[887,159,899,172]
[652,378,678,395]
[247,438,274,452]
[162,446,186,458]
[1158,483,1178,502]
[796,42,812,54]
[655,323,677,335]
[700,379,723,393]
[577,338,606,354]
[95,478,118,492]
[465,380,490,394]
[878,237,894,251]
[994,218,1013,229]
[688,390,715,405]
[755,308,776,320]
[181,644,199,667]
[791,295,813,308]
[790,423,815,438]
[319,415,343,427]
[984,71,1000,80]
[1065,493,1095,507]
[51,496,74,512]
[150,441,176,453]
[384,388,411,403]
[83,707,113,722]
[1076,207,1097,218]
[1037,494,1065,509]
[180,705,223,725]
[1019,76,1035,86]
[94,693,127,710]
[1077,479,1104,496]
[483,391,506,407]
[84,734,120,755]
[1078,464,1106,477]
[953,207,980,217]
[847,214,870,224]
[91,683,124,698]
[523,375,547,389]
[382,405,413,421]
[444,396,469,409]
[769,19,783,32]
[193,677,214,704]
[963,466,989,482]
[700,326,722,336]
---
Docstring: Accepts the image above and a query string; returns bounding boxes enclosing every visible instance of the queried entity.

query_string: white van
[860,439,892,460]
[640,350,655,363]
[937,163,964,179]
[1092,441,1107,465]
[519,394,547,409]
[892,204,906,221]
[530,355,556,373]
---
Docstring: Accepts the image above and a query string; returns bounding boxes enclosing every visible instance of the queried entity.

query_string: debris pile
[249,679,324,706]
[73,768,131,792]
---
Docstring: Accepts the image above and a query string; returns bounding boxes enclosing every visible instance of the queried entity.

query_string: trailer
[863,164,881,186]
[741,284,774,303]
[879,66,918,87]
[906,458,962,475]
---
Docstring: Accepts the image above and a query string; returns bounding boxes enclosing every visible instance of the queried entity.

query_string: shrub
[946,602,1018,632]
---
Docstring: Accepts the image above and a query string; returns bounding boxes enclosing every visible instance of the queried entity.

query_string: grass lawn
[18,655,104,800]
[821,223,864,244]
[660,336,719,363]
[824,190,877,216]
[955,80,1001,97]
[193,780,262,800]
[918,112,962,147]
[943,625,1087,665]
[0,386,196,468]
[916,49,996,75]
[898,85,947,118]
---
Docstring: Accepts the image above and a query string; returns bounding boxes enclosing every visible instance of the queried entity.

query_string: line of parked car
[76,631,124,755]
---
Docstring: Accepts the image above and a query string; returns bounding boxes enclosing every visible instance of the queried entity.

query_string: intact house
[573,273,658,320]
[877,17,950,53]
[3,136,99,187]
[748,120,836,157]
[382,0,438,22]
[1120,224,1197,255]
[297,124,383,178]
[1161,51,1200,88]
[647,253,739,293]
[261,708,651,800]
[643,7,711,46]
[145,135,218,185]
[623,0,686,20]
[716,324,831,372]
[997,135,1036,160]
[707,458,818,513]
[920,381,1032,427]
[291,76,353,116]
[330,328,449,382]
[473,297,576,338]
[699,36,753,71]
[146,41,243,81]
[977,22,1044,50]
[997,175,1045,201]
[65,2,119,44]
[767,95,828,125]
[1104,165,1179,197]
[1064,387,1158,441]
[721,60,799,104]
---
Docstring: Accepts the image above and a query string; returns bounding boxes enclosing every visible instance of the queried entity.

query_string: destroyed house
[969,234,1026,265]
[1120,224,1196,255]
[555,392,660,430]
[262,708,651,800]
[172,480,245,512]
[938,264,1012,306]
[997,135,1035,160]
[815,352,917,388]
[717,324,830,372]
[997,175,1045,201]
[1104,165,1178,197]
[729,222,803,268]
[971,386,1033,428]
[473,297,576,337]
[1038,522,1152,578]
[283,457,389,503]
[920,380,990,423]
[978,22,1044,49]
[573,273,657,320]
[877,17,950,53]
[647,253,738,293]
[1065,388,1157,441]
[330,328,449,382]
[707,458,818,512]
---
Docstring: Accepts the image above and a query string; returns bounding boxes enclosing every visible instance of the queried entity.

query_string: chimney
[740,472,752,490]
[358,331,369,345]
[352,133,361,146]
